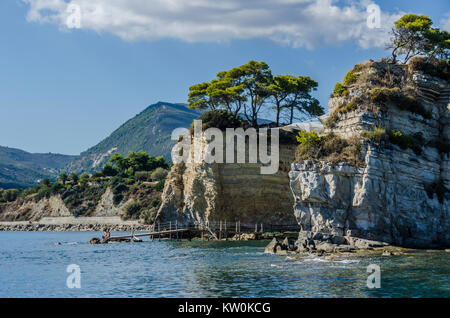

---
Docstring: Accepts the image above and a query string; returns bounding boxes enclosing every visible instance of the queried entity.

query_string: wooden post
[176,220,179,240]
[158,221,160,241]
[235,221,238,239]
[261,223,263,233]
[150,223,154,241]
[255,223,257,233]
[238,220,241,241]
[225,220,227,240]
[219,221,222,240]
[169,221,172,240]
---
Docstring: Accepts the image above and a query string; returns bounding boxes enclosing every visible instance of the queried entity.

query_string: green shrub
[123,201,143,220]
[111,183,127,205]
[409,57,450,82]
[102,163,118,177]
[361,127,387,144]
[332,82,347,97]
[338,97,362,114]
[135,171,152,181]
[113,183,127,194]
[296,131,363,166]
[369,87,400,103]
[151,199,161,208]
[324,112,339,128]
[190,110,245,132]
[369,87,432,119]
[353,64,363,72]
[35,186,52,201]
[92,171,104,178]
[296,130,322,146]
[113,194,123,205]
[388,130,424,154]
[343,70,358,85]
[155,180,165,192]
[1,189,22,202]
[51,182,65,194]
[389,130,414,149]
[140,207,158,225]
[151,168,169,181]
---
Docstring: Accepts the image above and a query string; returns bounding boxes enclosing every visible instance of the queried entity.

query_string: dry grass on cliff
[325,59,436,129]
[408,57,450,82]
[295,131,363,167]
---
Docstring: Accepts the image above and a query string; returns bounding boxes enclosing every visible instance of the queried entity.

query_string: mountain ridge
[67,101,201,172]
[0,146,77,189]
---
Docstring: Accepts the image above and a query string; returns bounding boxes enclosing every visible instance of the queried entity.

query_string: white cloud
[441,13,450,31]
[23,0,402,49]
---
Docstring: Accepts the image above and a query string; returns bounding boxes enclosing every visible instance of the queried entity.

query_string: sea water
[0,232,448,298]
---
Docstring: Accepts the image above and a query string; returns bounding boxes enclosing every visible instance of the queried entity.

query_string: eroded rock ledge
[288,62,450,251]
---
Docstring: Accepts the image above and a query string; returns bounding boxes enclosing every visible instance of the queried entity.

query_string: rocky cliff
[0,187,131,222]
[147,60,449,249]
[291,60,449,249]
[157,130,298,225]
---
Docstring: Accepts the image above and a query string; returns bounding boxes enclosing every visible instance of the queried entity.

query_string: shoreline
[0,217,150,232]
[0,223,151,232]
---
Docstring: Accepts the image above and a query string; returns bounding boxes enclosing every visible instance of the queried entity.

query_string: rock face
[291,63,450,249]
[0,195,73,221]
[157,131,298,225]
[0,187,130,222]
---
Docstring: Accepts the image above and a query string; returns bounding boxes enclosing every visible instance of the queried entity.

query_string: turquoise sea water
[0,232,448,298]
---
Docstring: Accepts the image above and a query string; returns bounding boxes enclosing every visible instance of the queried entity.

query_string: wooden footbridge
[107,221,300,242]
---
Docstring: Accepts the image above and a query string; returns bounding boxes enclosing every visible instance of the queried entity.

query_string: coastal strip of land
[0,216,151,232]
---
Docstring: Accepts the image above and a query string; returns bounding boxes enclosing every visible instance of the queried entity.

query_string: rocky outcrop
[0,187,132,223]
[291,63,450,249]
[92,188,129,217]
[0,195,72,221]
[157,131,298,226]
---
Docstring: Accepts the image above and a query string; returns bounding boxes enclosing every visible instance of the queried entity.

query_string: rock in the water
[89,238,101,244]
[265,238,279,254]
[382,250,394,256]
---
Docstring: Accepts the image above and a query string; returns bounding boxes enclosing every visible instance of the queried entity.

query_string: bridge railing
[150,220,300,234]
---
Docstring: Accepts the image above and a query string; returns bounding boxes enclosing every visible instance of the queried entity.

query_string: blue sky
[1,0,449,155]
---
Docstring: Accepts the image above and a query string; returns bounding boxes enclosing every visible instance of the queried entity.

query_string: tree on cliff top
[188,60,323,127]
[267,75,323,126]
[388,14,450,63]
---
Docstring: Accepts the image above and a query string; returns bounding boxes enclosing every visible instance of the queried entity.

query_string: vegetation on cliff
[361,127,426,155]
[189,109,247,133]
[295,130,363,166]
[328,14,448,125]
[323,13,449,166]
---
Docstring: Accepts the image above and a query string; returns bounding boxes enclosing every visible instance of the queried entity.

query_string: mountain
[0,146,78,189]
[67,102,201,172]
